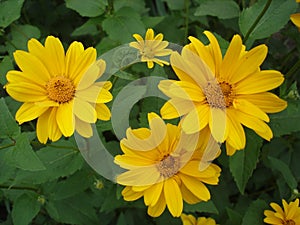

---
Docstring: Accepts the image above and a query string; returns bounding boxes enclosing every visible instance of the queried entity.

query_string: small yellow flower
[291,0,300,30]
[264,199,300,225]
[181,213,218,225]
[114,113,221,217]
[5,36,113,143]
[159,31,287,155]
[130,28,173,68]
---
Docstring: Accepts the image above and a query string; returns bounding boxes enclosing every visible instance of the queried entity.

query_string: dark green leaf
[269,100,300,136]
[0,56,14,85]
[117,212,128,225]
[142,16,165,28]
[0,98,20,138]
[241,199,268,225]
[12,193,41,225]
[163,0,185,10]
[102,7,145,43]
[229,129,263,194]
[71,17,102,36]
[65,0,106,17]
[114,0,146,13]
[0,0,25,28]
[5,132,45,171]
[114,70,140,80]
[226,208,242,225]
[267,156,297,190]
[183,200,219,214]
[239,0,297,42]
[195,0,240,19]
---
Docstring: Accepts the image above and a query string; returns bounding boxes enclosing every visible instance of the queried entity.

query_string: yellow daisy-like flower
[290,0,300,30]
[181,213,218,225]
[264,199,300,225]
[114,113,221,217]
[5,36,113,143]
[158,31,287,155]
[130,28,173,68]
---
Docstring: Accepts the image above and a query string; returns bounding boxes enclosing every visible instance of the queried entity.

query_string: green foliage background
[0,0,300,224]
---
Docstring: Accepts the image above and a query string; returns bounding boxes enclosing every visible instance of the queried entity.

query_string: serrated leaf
[0,0,25,28]
[183,200,219,214]
[102,7,145,43]
[14,140,83,184]
[0,146,16,183]
[65,0,106,17]
[0,56,14,85]
[239,0,297,42]
[267,156,297,190]
[241,199,268,225]
[9,24,40,50]
[269,100,300,136]
[5,133,45,171]
[0,98,20,138]
[12,193,41,225]
[229,129,263,194]
[195,0,240,19]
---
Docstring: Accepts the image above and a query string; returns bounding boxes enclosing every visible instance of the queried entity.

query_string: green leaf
[0,0,25,28]
[12,193,41,225]
[142,16,165,28]
[71,18,102,36]
[0,98,20,138]
[226,208,242,225]
[195,0,240,19]
[102,7,145,43]
[241,199,268,225]
[229,129,263,194]
[0,146,16,183]
[183,200,219,214]
[0,56,14,85]
[163,0,185,10]
[14,140,83,184]
[267,156,297,190]
[65,0,106,17]
[117,212,128,225]
[5,132,46,171]
[269,100,300,136]
[114,0,146,13]
[114,70,140,80]
[239,0,297,42]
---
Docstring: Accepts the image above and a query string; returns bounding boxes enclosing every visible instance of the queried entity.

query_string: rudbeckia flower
[181,213,218,225]
[5,36,113,143]
[264,199,300,225]
[114,113,221,217]
[158,31,287,155]
[130,28,173,68]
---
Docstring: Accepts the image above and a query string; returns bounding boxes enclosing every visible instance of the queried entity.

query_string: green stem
[0,184,39,192]
[243,0,272,43]
[107,0,114,15]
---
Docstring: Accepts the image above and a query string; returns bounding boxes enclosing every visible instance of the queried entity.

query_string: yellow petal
[75,117,93,138]
[65,41,84,79]
[180,174,210,201]
[144,182,163,206]
[168,81,204,102]
[16,102,49,124]
[160,98,195,119]
[181,182,201,204]
[238,92,287,113]
[13,50,50,83]
[122,186,143,201]
[291,13,300,28]
[226,110,246,150]
[36,109,51,144]
[230,44,267,84]
[95,103,111,121]
[6,82,47,102]
[164,178,183,217]
[145,28,154,40]
[182,104,209,134]
[236,70,284,94]
[56,101,75,137]
[44,36,65,76]
[48,107,62,142]
[209,107,227,142]
[181,213,197,225]
[233,98,269,122]
[73,98,97,123]
[147,191,166,217]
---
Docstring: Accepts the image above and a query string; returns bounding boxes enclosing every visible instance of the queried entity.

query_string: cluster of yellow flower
[4,27,299,224]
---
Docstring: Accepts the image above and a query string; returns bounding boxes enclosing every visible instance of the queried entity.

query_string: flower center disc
[285,220,295,225]
[157,155,180,178]
[46,76,75,103]
[204,80,234,109]
[142,45,155,59]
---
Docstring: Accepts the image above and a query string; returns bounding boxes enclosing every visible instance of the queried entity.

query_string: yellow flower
[5,36,113,143]
[181,213,218,225]
[158,31,287,155]
[290,0,300,29]
[264,199,300,225]
[130,28,173,68]
[114,113,221,217]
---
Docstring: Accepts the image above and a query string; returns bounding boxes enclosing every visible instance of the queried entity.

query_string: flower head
[114,113,221,217]
[130,28,173,68]
[290,0,300,30]
[159,31,287,155]
[264,199,300,225]
[5,36,113,143]
[181,213,218,225]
